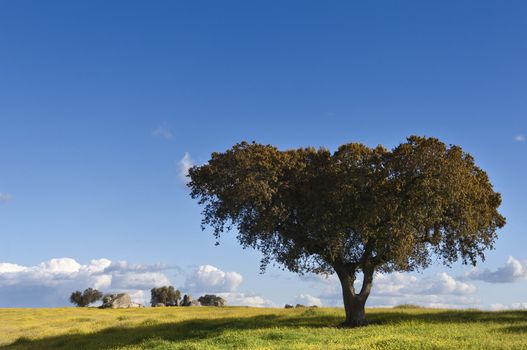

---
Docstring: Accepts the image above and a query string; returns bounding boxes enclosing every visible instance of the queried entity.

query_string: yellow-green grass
[1,307,526,349]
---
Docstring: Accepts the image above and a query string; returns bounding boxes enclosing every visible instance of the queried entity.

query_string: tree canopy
[150,286,181,306]
[188,136,505,325]
[69,288,103,307]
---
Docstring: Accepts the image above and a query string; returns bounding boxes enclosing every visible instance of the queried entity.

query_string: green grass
[1,307,526,349]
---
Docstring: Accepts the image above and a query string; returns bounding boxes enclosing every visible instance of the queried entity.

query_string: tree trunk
[336,266,373,327]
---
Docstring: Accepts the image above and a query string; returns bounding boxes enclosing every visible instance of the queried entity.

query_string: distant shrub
[69,288,103,307]
[150,286,181,306]
[393,304,423,309]
[198,294,226,307]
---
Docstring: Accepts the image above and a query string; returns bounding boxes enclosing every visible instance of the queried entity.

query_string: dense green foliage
[188,136,505,325]
[150,286,181,306]
[69,288,103,307]
[1,307,526,349]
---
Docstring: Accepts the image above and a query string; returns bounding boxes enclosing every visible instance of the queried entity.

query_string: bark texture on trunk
[335,265,373,327]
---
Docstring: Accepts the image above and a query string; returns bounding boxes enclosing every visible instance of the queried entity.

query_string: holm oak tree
[150,286,181,306]
[188,136,505,326]
[69,288,103,307]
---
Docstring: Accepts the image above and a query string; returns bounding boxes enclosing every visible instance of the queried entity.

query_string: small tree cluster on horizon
[150,286,226,307]
[69,285,225,308]
[69,288,103,307]
[150,286,181,306]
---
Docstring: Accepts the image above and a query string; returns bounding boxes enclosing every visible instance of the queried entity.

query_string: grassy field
[1,306,526,350]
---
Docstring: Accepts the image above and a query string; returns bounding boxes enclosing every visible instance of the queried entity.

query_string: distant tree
[198,294,226,307]
[188,136,506,326]
[69,288,103,307]
[150,286,181,306]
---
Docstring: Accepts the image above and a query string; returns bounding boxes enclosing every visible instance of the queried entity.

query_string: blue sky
[0,0,526,309]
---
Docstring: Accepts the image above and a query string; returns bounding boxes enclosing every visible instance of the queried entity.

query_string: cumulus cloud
[0,263,26,274]
[152,126,173,139]
[375,272,476,301]
[178,152,194,184]
[0,192,13,203]
[181,265,273,307]
[0,258,174,307]
[421,272,476,295]
[294,294,322,307]
[217,292,276,308]
[185,265,243,293]
[111,272,170,290]
[514,135,526,142]
[465,256,527,283]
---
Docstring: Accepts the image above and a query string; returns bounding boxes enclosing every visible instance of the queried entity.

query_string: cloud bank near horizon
[0,258,172,307]
[1,256,526,309]
[0,258,270,308]
[298,256,527,310]
[184,264,243,293]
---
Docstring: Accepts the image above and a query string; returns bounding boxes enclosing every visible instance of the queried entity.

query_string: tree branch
[359,265,374,298]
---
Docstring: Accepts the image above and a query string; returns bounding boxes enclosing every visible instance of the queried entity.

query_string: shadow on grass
[2,313,338,350]
[497,325,527,334]
[367,309,527,326]
[2,309,526,350]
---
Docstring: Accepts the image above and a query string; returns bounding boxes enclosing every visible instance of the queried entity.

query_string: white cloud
[422,272,476,295]
[182,265,268,306]
[111,272,170,290]
[217,292,276,308]
[0,258,173,307]
[294,294,322,307]
[372,271,476,306]
[514,135,526,142]
[185,265,243,293]
[0,263,26,274]
[152,126,173,139]
[465,256,527,283]
[178,152,194,184]
[489,302,527,311]
[0,192,13,203]
[39,257,82,274]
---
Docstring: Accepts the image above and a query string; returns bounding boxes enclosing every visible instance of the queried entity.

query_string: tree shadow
[496,325,527,334]
[2,309,526,349]
[366,309,527,326]
[1,313,337,350]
